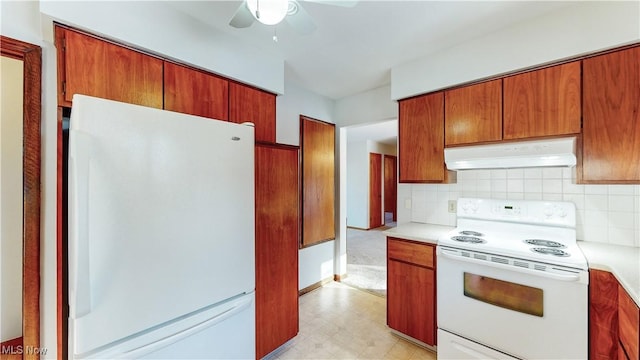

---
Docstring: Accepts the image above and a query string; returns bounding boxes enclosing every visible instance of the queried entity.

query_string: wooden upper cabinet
[229,82,276,143]
[445,79,502,146]
[503,61,581,140]
[163,61,228,120]
[55,26,163,108]
[582,46,640,183]
[399,92,448,183]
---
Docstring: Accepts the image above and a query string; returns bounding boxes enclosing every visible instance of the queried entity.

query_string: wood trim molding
[298,277,333,296]
[0,36,42,360]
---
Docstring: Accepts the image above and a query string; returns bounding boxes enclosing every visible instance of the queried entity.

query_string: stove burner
[524,239,566,248]
[451,236,486,244]
[530,247,570,257]
[459,230,484,237]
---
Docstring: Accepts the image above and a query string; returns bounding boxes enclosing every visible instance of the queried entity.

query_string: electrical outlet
[405,199,412,209]
[448,200,457,213]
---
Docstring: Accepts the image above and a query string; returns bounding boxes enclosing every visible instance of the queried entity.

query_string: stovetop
[438,198,587,270]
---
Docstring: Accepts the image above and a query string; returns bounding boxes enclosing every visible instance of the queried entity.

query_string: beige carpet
[342,221,395,297]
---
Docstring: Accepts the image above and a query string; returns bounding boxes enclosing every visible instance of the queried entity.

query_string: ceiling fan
[229,0,358,35]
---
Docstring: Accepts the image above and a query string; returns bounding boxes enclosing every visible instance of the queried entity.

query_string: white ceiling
[167,0,574,100]
[167,1,574,145]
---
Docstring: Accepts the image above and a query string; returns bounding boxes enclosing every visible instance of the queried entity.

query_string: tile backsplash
[397,167,640,247]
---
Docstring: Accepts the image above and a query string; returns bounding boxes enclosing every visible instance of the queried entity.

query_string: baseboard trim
[334,273,346,282]
[347,225,369,230]
[389,328,437,353]
[298,276,333,296]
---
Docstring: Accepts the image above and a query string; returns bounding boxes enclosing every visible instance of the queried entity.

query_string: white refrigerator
[68,95,255,359]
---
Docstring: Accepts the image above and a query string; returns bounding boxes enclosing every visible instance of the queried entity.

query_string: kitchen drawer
[618,285,639,360]
[387,237,434,268]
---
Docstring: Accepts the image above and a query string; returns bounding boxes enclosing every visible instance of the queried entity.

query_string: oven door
[436,246,588,360]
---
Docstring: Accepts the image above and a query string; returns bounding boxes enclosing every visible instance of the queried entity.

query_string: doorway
[343,120,398,297]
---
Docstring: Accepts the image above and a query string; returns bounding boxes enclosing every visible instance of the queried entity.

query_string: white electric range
[437,197,588,360]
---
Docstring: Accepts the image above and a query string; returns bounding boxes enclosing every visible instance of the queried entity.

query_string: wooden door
[300,116,335,247]
[383,155,397,222]
[582,46,640,182]
[255,144,299,359]
[163,61,228,120]
[445,79,502,145]
[503,61,581,139]
[369,153,383,229]
[399,92,446,183]
[229,82,276,143]
[55,26,163,108]
[589,269,619,360]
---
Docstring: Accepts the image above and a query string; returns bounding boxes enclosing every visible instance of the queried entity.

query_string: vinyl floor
[266,282,437,360]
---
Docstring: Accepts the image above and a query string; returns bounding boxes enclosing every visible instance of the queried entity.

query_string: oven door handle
[438,249,582,282]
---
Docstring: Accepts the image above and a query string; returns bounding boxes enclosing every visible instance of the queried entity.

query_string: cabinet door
[56,26,163,108]
[164,61,228,120]
[255,144,299,359]
[229,82,276,143]
[387,259,435,345]
[589,269,619,360]
[618,285,639,360]
[399,92,446,183]
[300,116,335,247]
[582,46,640,182]
[445,79,502,146]
[503,62,581,139]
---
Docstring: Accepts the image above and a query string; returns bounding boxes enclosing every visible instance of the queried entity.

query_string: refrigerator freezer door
[78,293,255,359]
[68,95,255,357]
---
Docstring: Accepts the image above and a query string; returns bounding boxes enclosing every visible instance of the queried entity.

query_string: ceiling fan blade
[302,0,358,7]
[229,1,255,28]
[286,2,317,35]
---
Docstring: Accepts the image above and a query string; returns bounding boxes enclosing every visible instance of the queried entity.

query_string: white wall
[39,0,284,94]
[276,81,334,145]
[1,56,24,341]
[391,1,640,99]
[334,85,397,127]
[398,168,640,248]
[346,140,368,229]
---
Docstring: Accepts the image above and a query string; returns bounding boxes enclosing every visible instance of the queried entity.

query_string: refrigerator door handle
[113,295,253,359]
[69,130,94,318]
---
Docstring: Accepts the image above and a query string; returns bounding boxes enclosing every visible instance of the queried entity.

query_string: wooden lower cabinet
[387,237,436,346]
[255,143,300,359]
[618,285,639,360]
[589,269,640,360]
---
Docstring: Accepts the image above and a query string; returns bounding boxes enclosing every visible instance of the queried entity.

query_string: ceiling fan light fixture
[247,0,289,25]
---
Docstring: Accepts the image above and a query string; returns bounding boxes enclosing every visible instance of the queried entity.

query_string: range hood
[444,137,577,170]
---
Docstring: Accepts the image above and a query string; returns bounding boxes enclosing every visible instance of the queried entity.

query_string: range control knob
[543,206,554,218]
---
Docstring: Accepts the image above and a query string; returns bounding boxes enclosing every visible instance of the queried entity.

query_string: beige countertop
[382,222,455,245]
[384,223,640,308]
[578,241,640,307]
